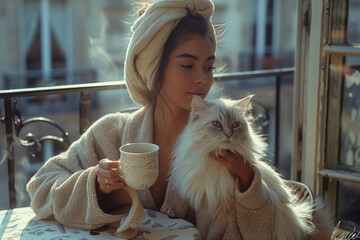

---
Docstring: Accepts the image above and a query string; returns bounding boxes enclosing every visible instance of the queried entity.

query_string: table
[0,207,200,240]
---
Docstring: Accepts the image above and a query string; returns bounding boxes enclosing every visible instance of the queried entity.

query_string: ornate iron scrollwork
[251,100,270,132]
[11,99,70,157]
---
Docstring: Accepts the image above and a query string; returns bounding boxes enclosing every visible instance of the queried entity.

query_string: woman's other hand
[96,159,126,195]
[213,150,254,193]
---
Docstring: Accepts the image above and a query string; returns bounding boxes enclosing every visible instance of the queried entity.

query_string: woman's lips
[188,92,206,98]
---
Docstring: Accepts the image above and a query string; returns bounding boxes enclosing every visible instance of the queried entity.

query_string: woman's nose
[195,71,210,85]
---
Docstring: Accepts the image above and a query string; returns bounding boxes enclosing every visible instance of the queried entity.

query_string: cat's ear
[237,94,254,110]
[191,95,208,113]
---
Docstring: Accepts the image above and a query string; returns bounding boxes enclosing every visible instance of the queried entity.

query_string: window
[295,0,360,230]
[322,0,360,229]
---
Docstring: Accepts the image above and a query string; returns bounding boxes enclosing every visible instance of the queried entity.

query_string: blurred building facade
[0,0,297,90]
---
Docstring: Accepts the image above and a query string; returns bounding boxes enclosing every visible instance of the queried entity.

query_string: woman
[27,0,320,239]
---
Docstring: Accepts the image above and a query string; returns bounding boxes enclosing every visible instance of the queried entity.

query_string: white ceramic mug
[119,143,159,190]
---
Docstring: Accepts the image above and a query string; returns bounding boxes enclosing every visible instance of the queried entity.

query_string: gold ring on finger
[105,178,110,185]
[119,175,124,182]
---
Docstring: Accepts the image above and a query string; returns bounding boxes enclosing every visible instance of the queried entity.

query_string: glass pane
[340,55,360,168]
[331,0,360,45]
[330,0,348,44]
[338,181,360,229]
[348,0,360,44]
[328,54,360,169]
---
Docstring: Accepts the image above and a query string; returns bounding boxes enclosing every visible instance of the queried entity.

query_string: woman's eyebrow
[175,53,215,61]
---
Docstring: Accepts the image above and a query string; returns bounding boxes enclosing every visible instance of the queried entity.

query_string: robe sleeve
[234,168,275,239]
[26,112,129,230]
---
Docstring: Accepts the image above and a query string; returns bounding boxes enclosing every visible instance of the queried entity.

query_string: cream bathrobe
[27,106,278,239]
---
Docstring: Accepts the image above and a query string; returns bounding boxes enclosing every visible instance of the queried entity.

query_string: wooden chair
[286,180,314,206]
[286,180,334,240]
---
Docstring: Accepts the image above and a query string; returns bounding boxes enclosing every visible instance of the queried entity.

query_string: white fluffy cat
[169,95,315,240]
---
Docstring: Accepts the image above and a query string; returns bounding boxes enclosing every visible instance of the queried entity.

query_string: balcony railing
[0,67,294,209]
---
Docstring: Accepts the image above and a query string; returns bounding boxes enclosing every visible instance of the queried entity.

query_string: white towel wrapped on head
[124,0,216,106]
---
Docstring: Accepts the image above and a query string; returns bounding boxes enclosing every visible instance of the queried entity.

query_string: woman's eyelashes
[180,64,215,71]
[181,64,193,69]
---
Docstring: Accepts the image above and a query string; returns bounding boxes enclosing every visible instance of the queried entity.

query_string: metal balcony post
[274,75,281,169]
[79,92,92,134]
[4,98,16,209]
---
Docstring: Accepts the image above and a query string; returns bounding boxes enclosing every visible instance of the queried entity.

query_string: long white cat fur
[169,95,315,239]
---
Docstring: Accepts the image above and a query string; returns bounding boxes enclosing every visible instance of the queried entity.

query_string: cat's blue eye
[232,121,240,128]
[212,120,222,128]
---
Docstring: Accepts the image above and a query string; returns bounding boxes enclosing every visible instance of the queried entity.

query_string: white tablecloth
[0,207,200,240]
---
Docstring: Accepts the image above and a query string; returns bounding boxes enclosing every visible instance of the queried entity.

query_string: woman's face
[159,34,215,112]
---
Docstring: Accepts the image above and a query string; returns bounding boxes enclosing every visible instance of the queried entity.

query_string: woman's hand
[96,159,126,195]
[213,150,254,193]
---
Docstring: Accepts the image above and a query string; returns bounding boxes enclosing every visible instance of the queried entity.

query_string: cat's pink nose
[225,133,232,139]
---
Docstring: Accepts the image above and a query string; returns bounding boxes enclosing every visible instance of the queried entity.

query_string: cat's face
[188,95,253,151]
